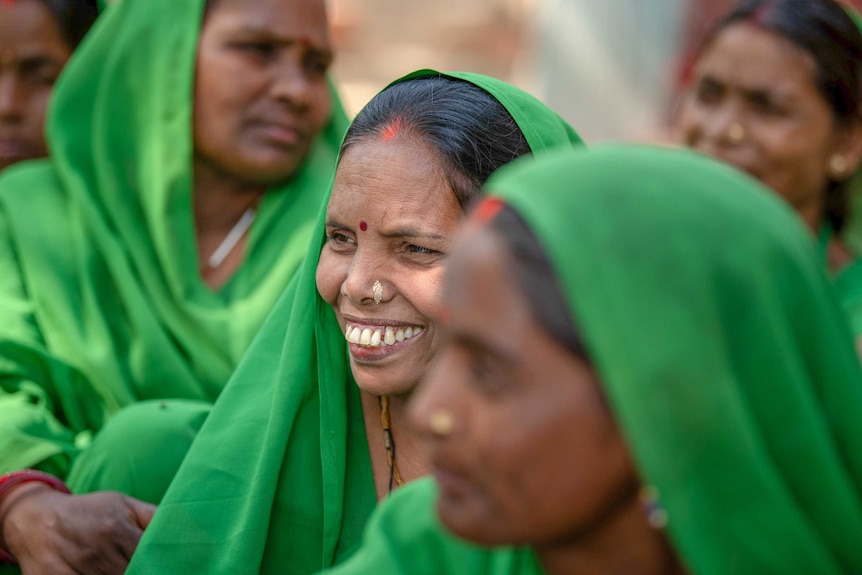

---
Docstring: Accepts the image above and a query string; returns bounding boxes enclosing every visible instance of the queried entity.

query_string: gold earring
[727,123,746,145]
[830,154,849,178]
[372,280,383,304]
[429,409,454,436]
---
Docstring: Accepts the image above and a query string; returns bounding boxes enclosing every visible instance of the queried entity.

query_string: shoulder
[328,478,541,575]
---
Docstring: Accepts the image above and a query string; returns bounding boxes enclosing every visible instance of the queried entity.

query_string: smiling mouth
[344,322,424,348]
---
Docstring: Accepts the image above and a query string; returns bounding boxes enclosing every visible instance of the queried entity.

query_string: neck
[536,495,685,575]
[193,157,266,289]
[795,197,823,235]
[361,391,427,501]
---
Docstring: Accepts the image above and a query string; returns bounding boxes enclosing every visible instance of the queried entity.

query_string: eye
[695,78,723,105]
[20,60,60,86]
[406,244,437,255]
[325,230,355,252]
[749,93,787,117]
[232,41,277,61]
[467,352,511,398]
[303,50,331,77]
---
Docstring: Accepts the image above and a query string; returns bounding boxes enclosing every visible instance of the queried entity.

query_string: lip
[253,120,304,147]
[431,460,474,497]
[342,314,426,362]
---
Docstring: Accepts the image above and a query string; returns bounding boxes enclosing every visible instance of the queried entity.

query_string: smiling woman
[675,0,862,342]
[125,70,583,575]
[318,145,862,575]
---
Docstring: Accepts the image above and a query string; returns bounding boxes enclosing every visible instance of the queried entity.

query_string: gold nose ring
[372,280,383,304]
[429,409,454,436]
[727,123,746,145]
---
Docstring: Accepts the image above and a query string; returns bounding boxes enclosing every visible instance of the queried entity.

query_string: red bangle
[0,470,71,564]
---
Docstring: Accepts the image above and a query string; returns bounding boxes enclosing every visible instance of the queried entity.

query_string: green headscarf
[0,0,348,476]
[322,145,862,575]
[126,70,583,575]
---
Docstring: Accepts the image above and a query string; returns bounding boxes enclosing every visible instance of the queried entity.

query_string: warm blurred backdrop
[330,0,862,143]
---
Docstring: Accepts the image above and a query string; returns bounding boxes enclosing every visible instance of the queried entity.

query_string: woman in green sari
[675,0,862,344]
[125,70,583,575]
[0,0,345,571]
[321,145,862,575]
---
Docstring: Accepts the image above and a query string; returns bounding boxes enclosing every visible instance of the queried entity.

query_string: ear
[828,113,862,181]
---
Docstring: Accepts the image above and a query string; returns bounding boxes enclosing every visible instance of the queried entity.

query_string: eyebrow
[451,331,518,367]
[233,24,331,52]
[324,220,448,241]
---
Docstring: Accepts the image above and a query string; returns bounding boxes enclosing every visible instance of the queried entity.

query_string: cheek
[308,82,332,131]
[315,248,345,307]
[398,267,445,321]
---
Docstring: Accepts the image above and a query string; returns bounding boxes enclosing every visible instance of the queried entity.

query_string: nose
[341,250,391,306]
[697,101,747,150]
[0,72,23,123]
[408,352,460,441]
[270,51,313,110]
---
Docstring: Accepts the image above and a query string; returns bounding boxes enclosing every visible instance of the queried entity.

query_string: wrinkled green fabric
[126,69,583,575]
[0,0,348,478]
[323,145,862,575]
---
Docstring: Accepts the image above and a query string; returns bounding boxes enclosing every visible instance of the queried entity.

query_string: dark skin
[0,0,334,572]
[316,134,463,499]
[0,0,72,171]
[409,221,686,575]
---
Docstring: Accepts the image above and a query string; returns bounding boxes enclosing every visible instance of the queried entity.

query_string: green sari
[0,0,347,479]
[322,145,862,575]
[125,70,583,575]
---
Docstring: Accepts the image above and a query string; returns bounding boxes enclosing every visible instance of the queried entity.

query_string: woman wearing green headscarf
[125,70,583,575]
[675,0,862,348]
[318,144,862,575]
[0,0,346,571]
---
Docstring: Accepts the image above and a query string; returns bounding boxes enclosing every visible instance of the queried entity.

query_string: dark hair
[339,75,532,211]
[710,0,862,231]
[37,0,98,49]
[488,205,588,360]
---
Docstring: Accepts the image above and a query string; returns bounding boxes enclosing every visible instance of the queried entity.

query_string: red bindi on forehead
[359,221,368,231]
[471,197,505,225]
[380,118,404,143]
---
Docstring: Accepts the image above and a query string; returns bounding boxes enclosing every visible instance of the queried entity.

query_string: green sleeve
[321,478,543,575]
[0,213,100,477]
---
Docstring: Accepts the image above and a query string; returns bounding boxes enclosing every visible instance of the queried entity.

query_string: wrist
[0,470,70,564]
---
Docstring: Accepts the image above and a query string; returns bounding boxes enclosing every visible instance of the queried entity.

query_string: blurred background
[330,0,862,144]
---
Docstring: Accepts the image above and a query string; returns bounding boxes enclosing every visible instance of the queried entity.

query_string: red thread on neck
[359,220,368,232]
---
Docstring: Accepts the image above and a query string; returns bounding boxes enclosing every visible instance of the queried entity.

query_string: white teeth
[347,326,362,344]
[344,323,422,347]
[384,327,396,346]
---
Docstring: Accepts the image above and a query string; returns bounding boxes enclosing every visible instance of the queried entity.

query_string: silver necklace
[207,207,256,269]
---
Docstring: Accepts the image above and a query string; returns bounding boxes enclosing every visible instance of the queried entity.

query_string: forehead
[204,0,329,42]
[0,0,69,54]
[328,136,461,227]
[696,22,819,96]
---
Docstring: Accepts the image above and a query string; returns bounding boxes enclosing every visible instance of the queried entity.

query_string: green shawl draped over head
[493,145,862,573]
[324,145,862,575]
[126,70,583,575]
[0,0,347,475]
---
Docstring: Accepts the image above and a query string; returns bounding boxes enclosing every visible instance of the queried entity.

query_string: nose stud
[373,280,383,304]
[727,123,746,145]
[429,409,454,436]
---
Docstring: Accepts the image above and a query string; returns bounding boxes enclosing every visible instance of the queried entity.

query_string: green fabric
[322,145,862,575]
[126,69,583,575]
[817,226,862,335]
[323,478,541,575]
[0,0,348,478]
